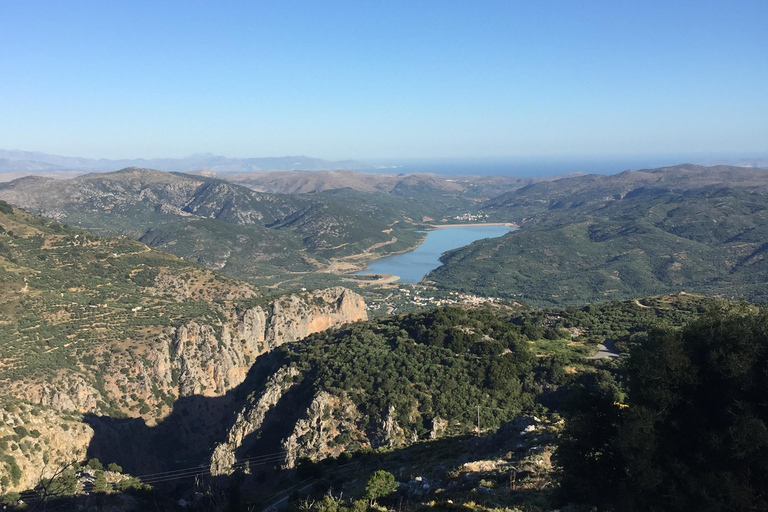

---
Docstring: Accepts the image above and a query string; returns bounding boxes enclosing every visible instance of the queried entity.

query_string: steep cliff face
[209,380,373,474]
[208,370,423,473]
[281,391,366,469]
[208,385,422,473]
[0,398,93,493]
[210,366,300,475]
[1,287,365,492]
[12,287,366,423]
[166,286,366,401]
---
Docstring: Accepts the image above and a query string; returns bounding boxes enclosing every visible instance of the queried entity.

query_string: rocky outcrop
[166,287,366,400]
[210,366,299,475]
[379,406,407,448]
[430,417,448,440]
[13,373,100,413]
[281,391,365,469]
[0,398,93,493]
[265,288,367,349]
[212,387,426,472]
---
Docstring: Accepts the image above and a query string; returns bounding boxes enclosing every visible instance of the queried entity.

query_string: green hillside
[429,166,768,305]
[0,200,255,395]
[0,169,425,285]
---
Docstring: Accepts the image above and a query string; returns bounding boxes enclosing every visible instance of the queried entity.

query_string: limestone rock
[281,391,364,469]
[0,399,93,493]
[210,366,299,475]
[12,287,366,420]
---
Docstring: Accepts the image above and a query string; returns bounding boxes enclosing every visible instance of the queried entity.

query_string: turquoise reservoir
[355,225,514,284]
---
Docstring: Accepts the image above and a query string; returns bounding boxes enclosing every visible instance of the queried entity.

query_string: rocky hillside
[0,396,94,493]
[202,295,716,476]
[0,202,367,492]
[7,285,366,419]
[0,168,414,282]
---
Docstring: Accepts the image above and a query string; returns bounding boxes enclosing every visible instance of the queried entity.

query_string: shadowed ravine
[82,351,291,480]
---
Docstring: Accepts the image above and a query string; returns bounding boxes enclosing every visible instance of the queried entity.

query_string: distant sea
[365,155,768,177]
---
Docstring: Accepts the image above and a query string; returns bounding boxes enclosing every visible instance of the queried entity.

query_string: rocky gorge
[0,285,367,492]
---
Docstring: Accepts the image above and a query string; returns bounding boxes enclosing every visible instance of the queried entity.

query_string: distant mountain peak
[0,149,372,174]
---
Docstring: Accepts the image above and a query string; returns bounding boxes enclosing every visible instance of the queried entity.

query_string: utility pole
[477,405,481,436]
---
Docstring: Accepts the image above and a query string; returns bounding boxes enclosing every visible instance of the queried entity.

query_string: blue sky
[1,0,766,161]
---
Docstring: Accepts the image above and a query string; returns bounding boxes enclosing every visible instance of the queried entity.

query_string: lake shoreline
[350,224,515,284]
[329,232,428,275]
[429,222,519,229]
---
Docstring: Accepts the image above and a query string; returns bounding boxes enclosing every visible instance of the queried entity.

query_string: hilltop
[428,164,768,305]
[216,169,545,197]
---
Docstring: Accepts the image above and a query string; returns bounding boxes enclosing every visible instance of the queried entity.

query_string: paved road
[587,339,620,359]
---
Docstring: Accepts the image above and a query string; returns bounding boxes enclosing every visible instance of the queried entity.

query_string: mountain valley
[1,163,768,511]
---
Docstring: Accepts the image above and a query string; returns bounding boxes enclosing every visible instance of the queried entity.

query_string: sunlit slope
[0,168,414,281]
[430,165,768,305]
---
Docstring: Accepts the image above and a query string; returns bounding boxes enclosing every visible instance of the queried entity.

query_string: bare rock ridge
[210,366,300,475]
[163,286,368,401]
[210,382,412,474]
[210,384,369,475]
[16,287,366,417]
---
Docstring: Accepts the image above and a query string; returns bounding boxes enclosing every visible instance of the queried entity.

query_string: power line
[138,455,288,485]
[133,450,287,480]
[15,411,555,497]
[136,452,289,485]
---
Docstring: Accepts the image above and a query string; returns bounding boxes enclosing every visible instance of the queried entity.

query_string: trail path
[587,339,620,359]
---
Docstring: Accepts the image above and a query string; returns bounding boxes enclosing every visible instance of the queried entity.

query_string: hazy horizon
[1,147,767,178]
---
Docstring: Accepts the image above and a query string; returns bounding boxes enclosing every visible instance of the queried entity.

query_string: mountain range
[0,149,370,174]
[3,161,768,510]
[0,168,425,285]
[3,163,768,307]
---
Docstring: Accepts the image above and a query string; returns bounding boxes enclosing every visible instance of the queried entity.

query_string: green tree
[42,467,79,497]
[558,306,768,512]
[617,307,768,511]
[107,462,123,473]
[1,492,20,506]
[92,470,108,493]
[365,470,398,505]
[4,458,22,486]
[555,370,625,507]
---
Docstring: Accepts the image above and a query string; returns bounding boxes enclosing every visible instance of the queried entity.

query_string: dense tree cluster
[558,305,768,511]
[287,307,541,437]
